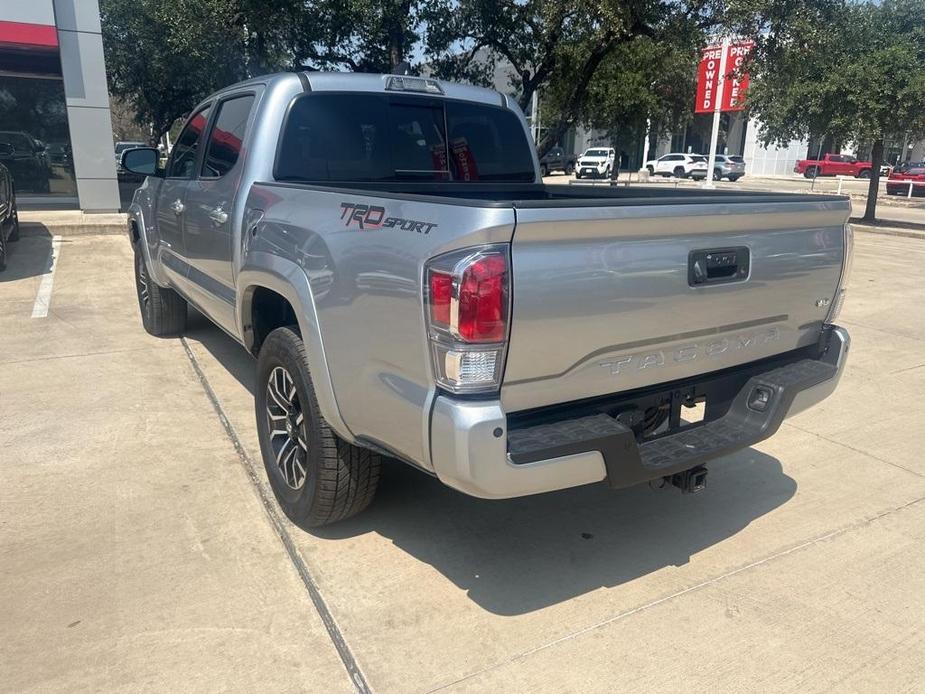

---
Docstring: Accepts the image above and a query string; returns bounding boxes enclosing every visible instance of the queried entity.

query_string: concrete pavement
[3,229,925,692]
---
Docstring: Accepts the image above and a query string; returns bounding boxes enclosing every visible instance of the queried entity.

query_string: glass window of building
[0,24,77,199]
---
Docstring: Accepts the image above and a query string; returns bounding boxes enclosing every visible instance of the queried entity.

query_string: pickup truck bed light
[386,76,444,94]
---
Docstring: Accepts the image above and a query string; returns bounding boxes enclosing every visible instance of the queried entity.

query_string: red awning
[0,21,59,49]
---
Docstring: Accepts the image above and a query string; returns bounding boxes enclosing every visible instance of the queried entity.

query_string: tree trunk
[862,138,884,222]
[535,37,615,158]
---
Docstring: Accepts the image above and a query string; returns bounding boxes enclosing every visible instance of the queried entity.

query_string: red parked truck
[794,153,874,179]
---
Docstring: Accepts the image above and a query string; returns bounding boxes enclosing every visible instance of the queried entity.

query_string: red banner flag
[695,41,753,114]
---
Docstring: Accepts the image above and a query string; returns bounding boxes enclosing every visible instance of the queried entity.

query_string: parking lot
[3,226,925,692]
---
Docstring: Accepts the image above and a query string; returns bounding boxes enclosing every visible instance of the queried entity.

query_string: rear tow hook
[668,465,708,494]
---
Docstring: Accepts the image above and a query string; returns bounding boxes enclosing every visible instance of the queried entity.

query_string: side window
[166,104,212,179]
[202,94,255,178]
[828,155,843,163]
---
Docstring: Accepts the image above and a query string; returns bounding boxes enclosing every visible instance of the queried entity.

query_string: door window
[202,95,255,178]
[167,105,212,179]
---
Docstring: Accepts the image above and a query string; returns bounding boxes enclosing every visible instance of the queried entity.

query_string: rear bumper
[430,326,849,499]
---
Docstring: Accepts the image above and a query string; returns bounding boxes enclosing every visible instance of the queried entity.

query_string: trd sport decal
[339,201,438,234]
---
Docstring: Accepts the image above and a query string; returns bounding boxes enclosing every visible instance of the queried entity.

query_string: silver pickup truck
[122,72,852,527]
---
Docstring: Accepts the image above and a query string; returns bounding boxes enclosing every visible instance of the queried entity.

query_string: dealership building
[0,0,119,211]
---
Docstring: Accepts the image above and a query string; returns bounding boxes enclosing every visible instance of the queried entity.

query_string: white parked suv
[576,147,616,179]
[645,153,708,179]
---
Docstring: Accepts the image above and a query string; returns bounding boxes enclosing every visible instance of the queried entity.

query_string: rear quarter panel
[243,183,515,468]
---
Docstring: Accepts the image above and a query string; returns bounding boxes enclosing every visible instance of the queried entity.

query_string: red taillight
[457,255,507,342]
[429,271,453,326]
[425,245,510,393]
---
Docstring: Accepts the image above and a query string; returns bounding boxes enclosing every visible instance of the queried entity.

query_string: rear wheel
[728,175,742,182]
[857,169,871,179]
[256,326,381,527]
[134,247,187,336]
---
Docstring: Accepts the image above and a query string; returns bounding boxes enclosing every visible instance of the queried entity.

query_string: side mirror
[0,143,13,157]
[121,147,162,176]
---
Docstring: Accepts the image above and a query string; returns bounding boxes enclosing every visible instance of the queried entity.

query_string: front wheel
[134,247,187,336]
[575,171,582,179]
[673,166,686,178]
[565,162,574,175]
[256,326,381,527]
[713,168,722,181]
[803,167,819,179]
[540,164,548,177]
[646,165,655,175]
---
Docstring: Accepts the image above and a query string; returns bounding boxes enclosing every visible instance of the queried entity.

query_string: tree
[426,0,734,156]
[294,0,431,72]
[746,0,925,221]
[101,0,304,140]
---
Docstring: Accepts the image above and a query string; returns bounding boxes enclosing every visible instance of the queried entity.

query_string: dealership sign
[695,41,754,113]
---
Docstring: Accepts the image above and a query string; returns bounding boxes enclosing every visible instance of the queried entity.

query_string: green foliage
[101,0,303,139]
[425,0,727,154]
[748,0,925,147]
[298,0,428,72]
[747,0,925,219]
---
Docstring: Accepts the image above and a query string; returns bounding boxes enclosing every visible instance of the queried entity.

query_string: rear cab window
[275,93,535,183]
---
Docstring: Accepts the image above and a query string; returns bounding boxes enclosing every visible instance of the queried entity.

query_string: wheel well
[249,287,298,355]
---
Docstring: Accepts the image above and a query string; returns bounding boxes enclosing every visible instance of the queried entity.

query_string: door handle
[208,207,228,225]
[171,199,184,215]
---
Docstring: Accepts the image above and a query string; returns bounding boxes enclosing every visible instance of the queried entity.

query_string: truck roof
[206,71,512,111]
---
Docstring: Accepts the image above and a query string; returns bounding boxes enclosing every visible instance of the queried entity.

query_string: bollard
[837,177,844,195]
[909,181,915,199]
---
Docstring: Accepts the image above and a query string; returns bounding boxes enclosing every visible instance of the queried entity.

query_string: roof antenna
[392,61,412,76]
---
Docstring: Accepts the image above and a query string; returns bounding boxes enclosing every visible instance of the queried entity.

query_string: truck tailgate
[502,199,849,412]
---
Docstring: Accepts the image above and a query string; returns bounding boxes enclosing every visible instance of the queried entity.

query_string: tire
[134,247,187,336]
[575,171,582,179]
[857,169,871,179]
[256,326,381,527]
[646,165,654,175]
[673,166,686,178]
[0,229,7,272]
[565,162,574,175]
[8,195,19,241]
[728,175,742,182]
[713,168,722,181]
[803,166,819,179]
[540,164,548,177]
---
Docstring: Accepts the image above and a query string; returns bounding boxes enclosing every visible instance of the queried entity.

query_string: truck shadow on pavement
[187,311,797,616]
[321,454,795,615]
[0,225,53,282]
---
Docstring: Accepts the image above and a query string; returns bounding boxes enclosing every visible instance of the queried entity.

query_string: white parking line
[31,235,62,319]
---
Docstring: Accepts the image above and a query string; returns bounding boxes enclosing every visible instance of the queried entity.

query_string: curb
[20,221,126,237]
[852,224,925,241]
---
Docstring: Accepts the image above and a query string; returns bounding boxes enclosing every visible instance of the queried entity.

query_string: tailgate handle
[689,247,750,286]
